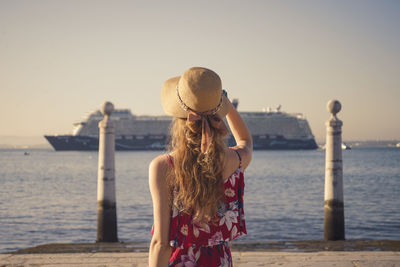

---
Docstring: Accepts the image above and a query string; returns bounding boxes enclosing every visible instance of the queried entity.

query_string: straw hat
[161,67,230,118]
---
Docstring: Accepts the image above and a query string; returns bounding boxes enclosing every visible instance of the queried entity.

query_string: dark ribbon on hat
[187,111,228,153]
[176,86,229,153]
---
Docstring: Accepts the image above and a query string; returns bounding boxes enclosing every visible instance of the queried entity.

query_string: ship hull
[45,135,318,151]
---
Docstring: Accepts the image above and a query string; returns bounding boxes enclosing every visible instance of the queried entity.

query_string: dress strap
[233,149,242,169]
[166,154,174,167]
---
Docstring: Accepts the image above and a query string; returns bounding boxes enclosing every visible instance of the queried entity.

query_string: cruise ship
[44,100,318,151]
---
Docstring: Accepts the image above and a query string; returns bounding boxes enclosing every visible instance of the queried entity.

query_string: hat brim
[161,76,230,119]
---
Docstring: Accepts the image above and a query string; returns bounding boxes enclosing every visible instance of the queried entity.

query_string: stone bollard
[324,99,345,241]
[97,101,118,242]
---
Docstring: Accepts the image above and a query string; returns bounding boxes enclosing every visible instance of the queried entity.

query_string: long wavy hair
[167,117,227,223]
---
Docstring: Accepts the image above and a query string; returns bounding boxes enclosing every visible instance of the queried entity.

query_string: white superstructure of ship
[45,100,318,151]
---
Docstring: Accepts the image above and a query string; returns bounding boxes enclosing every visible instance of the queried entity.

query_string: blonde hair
[167,117,227,222]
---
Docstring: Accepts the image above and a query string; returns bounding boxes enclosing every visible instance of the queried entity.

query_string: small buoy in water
[24,152,30,156]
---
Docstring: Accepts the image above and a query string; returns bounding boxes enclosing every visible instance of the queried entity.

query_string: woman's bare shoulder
[222,148,241,179]
[149,154,170,181]
[149,154,169,167]
[228,145,252,170]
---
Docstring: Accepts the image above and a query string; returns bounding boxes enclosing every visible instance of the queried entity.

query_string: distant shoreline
[1,134,399,149]
[1,140,399,150]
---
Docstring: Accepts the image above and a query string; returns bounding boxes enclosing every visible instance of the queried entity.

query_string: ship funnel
[232,99,239,109]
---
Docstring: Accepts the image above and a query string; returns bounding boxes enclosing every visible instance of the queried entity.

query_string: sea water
[0,148,399,253]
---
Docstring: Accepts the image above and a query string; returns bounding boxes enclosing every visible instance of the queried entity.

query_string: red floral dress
[152,152,246,267]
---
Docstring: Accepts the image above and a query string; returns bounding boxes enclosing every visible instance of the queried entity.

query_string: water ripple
[0,148,399,252]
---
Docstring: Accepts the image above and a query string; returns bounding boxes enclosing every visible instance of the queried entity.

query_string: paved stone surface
[1,251,399,267]
[11,240,400,254]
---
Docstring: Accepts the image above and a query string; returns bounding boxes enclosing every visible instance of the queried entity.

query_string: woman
[149,67,252,266]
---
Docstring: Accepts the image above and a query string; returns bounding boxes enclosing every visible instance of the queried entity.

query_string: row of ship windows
[257,135,284,139]
[116,135,165,140]
[115,134,309,140]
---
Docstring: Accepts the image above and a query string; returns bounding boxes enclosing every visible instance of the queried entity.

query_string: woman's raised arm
[226,100,253,170]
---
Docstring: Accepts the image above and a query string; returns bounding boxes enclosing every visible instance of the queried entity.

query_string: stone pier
[324,99,345,241]
[97,101,118,242]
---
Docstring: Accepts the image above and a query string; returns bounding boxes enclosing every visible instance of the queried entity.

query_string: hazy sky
[0,0,399,143]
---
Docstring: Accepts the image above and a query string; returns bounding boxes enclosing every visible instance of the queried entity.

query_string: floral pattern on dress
[167,167,246,250]
[168,242,232,267]
[224,188,235,198]
[167,166,245,266]
[180,247,201,267]
[152,153,246,267]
